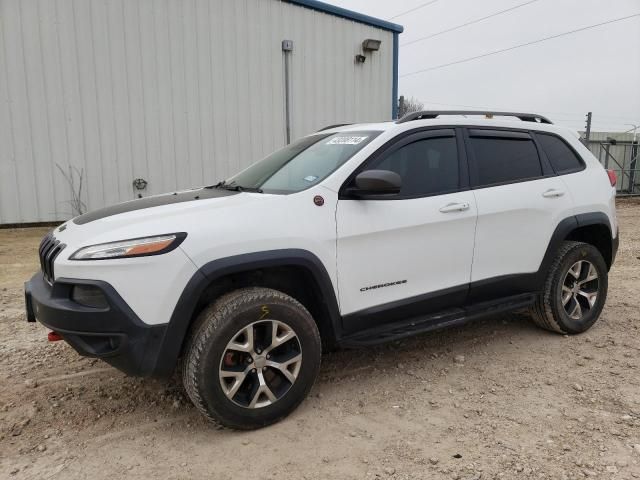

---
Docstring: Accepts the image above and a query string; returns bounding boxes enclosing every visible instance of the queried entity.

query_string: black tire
[182,287,321,429]
[530,241,608,334]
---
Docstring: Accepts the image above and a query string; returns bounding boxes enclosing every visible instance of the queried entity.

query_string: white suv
[25,111,619,429]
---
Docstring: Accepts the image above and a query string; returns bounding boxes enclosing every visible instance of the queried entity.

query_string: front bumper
[24,272,167,376]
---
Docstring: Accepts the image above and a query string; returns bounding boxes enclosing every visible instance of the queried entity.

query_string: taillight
[607,169,617,187]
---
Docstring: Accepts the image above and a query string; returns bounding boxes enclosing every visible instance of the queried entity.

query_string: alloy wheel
[218,320,302,408]
[561,260,599,320]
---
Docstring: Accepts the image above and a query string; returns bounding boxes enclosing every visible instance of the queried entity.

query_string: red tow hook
[48,331,63,342]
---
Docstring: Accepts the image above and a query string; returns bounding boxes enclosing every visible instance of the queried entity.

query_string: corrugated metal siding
[0,0,394,224]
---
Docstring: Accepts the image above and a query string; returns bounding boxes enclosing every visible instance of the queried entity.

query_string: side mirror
[350,170,402,197]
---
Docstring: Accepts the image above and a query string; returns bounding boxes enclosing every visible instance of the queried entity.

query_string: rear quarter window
[536,133,584,174]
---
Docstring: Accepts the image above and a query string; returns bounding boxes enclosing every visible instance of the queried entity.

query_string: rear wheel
[182,287,321,429]
[530,241,608,334]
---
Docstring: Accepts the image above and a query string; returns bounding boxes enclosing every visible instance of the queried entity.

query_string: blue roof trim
[284,0,404,33]
[392,33,399,119]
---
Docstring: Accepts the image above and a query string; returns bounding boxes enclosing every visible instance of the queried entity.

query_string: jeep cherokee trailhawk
[25,111,619,429]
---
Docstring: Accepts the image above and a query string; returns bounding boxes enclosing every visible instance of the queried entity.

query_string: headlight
[70,233,186,260]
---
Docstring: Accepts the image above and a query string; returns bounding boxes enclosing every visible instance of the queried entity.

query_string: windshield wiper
[206,180,263,193]
[204,180,232,189]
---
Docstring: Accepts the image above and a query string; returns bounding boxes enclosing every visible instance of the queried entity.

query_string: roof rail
[317,123,353,132]
[396,110,553,125]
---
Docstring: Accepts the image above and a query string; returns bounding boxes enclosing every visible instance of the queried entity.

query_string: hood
[73,187,238,225]
[52,187,270,251]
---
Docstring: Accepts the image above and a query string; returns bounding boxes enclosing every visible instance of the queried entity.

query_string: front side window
[364,136,459,197]
[222,131,381,194]
[537,133,584,174]
[469,136,542,187]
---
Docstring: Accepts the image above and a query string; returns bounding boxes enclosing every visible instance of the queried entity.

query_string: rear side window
[468,136,542,187]
[537,133,584,174]
[365,136,459,197]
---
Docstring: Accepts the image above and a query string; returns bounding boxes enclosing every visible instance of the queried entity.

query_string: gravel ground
[1,199,640,480]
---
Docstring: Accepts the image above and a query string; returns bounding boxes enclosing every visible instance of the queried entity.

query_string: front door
[336,129,477,332]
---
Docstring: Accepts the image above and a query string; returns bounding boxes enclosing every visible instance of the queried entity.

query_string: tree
[56,163,87,217]
[398,96,424,118]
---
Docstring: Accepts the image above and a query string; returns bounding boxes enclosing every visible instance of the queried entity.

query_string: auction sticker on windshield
[327,136,368,145]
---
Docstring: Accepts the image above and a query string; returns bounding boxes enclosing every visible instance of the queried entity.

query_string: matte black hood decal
[73,188,238,225]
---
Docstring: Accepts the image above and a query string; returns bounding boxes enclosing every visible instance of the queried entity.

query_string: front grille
[39,233,65,284]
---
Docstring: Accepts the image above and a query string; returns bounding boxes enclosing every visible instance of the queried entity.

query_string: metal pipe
[282,40,293,144]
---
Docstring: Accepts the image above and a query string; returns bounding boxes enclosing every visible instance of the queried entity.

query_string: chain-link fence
[583,132,639,195]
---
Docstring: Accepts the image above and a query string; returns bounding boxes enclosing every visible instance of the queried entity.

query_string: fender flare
[151,249,340,377]
[575,211,612,232]
[538,212,612,281]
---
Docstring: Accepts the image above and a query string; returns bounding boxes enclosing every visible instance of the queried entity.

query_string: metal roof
[284,0,404,33]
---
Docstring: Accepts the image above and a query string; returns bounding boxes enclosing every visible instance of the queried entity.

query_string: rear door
[465,128,574,301]
[336,128,477,331]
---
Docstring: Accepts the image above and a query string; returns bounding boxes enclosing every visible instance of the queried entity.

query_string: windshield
[222,131,381,194]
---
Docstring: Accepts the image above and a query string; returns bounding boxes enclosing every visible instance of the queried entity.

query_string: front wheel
[182,287,321,429]
[530,241,608,334]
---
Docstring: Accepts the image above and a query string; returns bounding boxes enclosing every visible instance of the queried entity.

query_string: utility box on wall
[0,0,402,224]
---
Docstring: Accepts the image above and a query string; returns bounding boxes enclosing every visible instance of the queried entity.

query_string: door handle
[439,202,470,213]
[542,189,565,198]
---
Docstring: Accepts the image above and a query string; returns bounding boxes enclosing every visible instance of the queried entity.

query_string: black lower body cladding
[25,273,167,376]
[612,228,619,266]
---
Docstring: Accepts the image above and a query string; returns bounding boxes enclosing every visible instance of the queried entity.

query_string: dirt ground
[1,200,640,480]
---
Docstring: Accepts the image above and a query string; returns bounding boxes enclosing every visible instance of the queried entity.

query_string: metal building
[0,0,402,224]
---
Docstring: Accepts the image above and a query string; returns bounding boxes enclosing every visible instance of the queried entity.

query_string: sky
[330,0,640,133]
